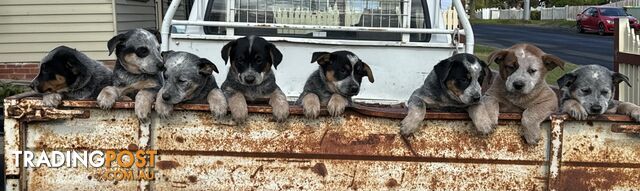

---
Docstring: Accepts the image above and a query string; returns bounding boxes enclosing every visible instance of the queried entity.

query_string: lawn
[474,44,578,85]
[470,19,577,29]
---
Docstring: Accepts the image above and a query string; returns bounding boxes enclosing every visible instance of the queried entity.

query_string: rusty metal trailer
[3,94,640,190]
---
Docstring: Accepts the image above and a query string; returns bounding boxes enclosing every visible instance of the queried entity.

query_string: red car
[576,7,639,35]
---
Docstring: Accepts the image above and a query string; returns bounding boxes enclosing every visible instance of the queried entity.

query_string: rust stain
[127,144,138,151]
[311,163,327,177]
[175,136,185,143]
[385,178,399,187]
[558,168,630,190]
[187,175,197,183]
[156,161,181,170]
[319,133,396,155]
[250,165,264,179]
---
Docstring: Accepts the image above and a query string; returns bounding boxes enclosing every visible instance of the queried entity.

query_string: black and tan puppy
[97,29,164,122]
[558,65,640,122]
[220,35,289,122]
[31,46,112,107]
[400,53,492,136]
[296,51,374,118]
[155,51,227,118]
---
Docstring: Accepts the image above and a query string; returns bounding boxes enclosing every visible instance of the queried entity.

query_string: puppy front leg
[135,89,157,122]
[207,88,228,118]
[301,93,321,118]
[561,99,588,120]
[400,95,426,136]
[327,94,348,117]
[42,93,63,107]
[154,91,173,119]
[228,92,248,122]
[270,88,289,122]
[468,96,500,135]
[522,100,557,145]
[97,86,122,109]
[612,100,640,122]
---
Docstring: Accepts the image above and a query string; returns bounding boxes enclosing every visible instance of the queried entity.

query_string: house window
[203,0,432,42]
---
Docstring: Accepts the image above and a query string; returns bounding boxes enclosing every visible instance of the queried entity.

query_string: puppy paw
[523,129,542,145]
[207,89,228,119]
[154,99,173,119]
[42,93,62,107]
[301,94,321,119]
[568,106,588,120]
[327,94,348,117]
[630,109,640,123]
[270,90,289,122]
[135,90,156,122]
[400,118,420,137]
[272,101,289,122]
[97,86,118,110]
[228,93,248,122]
[473,119,496,136]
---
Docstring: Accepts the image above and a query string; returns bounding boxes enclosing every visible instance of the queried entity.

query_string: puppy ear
[267,43,283,69]
[143,28,162,43]
[311,52,331,64]
[488,50,509,65]
[557,72,577,88]
[55,46,85,75]
[612,72,632,87]
[198,58,219,75]
[362,62,374,83]
[161,51,174,59]
[542,54,565,71]
[221,40,236,65]
[433,58,453,86]
[107,33,127,56]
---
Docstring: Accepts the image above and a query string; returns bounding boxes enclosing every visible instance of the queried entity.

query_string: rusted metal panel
[153,111,548,162]
[26,109,140,150]
[562,120,640,164]
[154,155,547,190]
[4,118,20,176]
[557,166,640,190]
[26,166,138,191]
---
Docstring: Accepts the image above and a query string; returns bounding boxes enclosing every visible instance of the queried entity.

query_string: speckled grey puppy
[558,65,640,122]
[155,51,227,119]
[97,28,163,122]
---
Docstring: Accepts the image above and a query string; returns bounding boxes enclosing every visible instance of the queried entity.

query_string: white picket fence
[616,17,640,105]
[477,0,640,21]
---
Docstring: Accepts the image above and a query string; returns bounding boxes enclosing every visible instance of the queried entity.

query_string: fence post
[565,5,569,20]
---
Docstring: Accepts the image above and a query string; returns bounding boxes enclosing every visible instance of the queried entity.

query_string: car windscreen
[600,8,627,16]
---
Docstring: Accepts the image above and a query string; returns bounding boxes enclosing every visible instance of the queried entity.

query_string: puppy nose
[472,95,481,102]
[513,81,525,90]
[162,93,171,101]
[590,105,603,113]
[349,84,359,92]
[245,76,256,84]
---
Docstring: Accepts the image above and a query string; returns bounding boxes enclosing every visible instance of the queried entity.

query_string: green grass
[474,44,578,85]
[470,19,577,29]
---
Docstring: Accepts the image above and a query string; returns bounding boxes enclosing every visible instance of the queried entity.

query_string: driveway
[473,24,614,69]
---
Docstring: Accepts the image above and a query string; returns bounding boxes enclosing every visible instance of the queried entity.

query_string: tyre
[577,22,584,33]
[598,23,605,36]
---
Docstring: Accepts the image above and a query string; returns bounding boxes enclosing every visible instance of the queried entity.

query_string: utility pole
[523,0,531,20]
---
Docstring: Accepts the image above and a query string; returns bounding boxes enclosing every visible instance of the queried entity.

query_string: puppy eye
[601,90,608,95]
[581,88,592,95]
[527,68,537,74]
[136,47,149,58]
